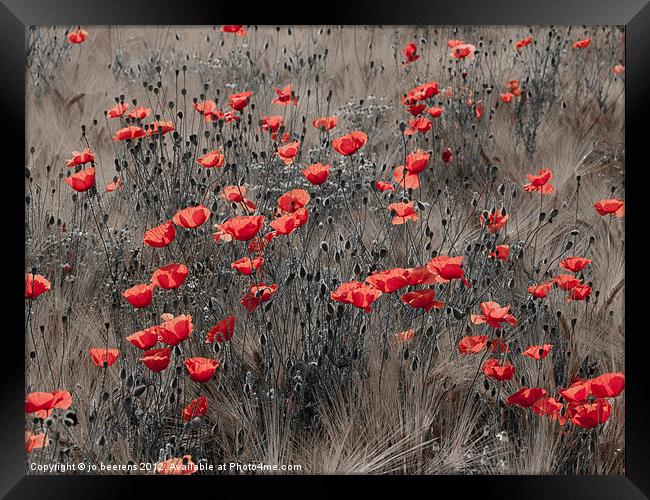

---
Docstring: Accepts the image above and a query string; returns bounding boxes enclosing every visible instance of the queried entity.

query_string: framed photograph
[3,0,649,497]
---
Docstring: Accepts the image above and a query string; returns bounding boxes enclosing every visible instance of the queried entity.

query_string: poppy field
[25,25,625,475]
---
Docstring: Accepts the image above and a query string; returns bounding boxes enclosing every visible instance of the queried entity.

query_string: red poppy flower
[25,431,49,453]
[107,102,129,118]
[506,79,522,96]
[241,283,278,312]
[594,198,624,217]
[261,115,284,134]
[613,64,625,74]
[448,39,464,48]
[500,92,514,104]
[128,106,151,120]
[480,211,509,233]
[105,178,122,192]
[507,387,548,407]
[172,205,211,228]
[140,347,171,372]
[144,220,176,248]
[332,131,368,156]
[404,150,430,174]
[221,25,247,36]
[560,256,592,273]
[64,167,95,192]
[197,150,225,168]
[489,245,510,261]
[403,42,420,64]
[25,273,51,299]
[156,455,198,475]
[568,284,592,302]
[219,215,265,241]
[403,81,439,104]
[228,91,253,111]
[471,301,518,328]
[375,181,395,192]
[278,189,310,213]
[365,268,409,293]
[404,117,432,135]
[393,165,420,189]
[426,106,444,118]
[302,163,331,185]
[158,315,193,346]
[193,99,218,120]
[247,231,277,252]
[147,120,175,136]
[572,38,591,49]
[184,357,219,383]
[528,282,553,298]
[407,104,426,116]
[261,115,284,138]
[330,281,383,313]
[451,43,476,59]
[568,399,611,428]
[66,148,95,167]
[268,209,304,236]
[24,391,59,414]
[25,390,72,418]
[89,348,120,367]
[404,266,438,286]
[400,288,445,312]
[589,372,625,398]
[559,380,591,403]
[441,148,453,163]
[277,141,301,165]
[313,116,338,131]
[113,126,146,141]
[231,257,264,276]
[553,274,582,291]
[221,110,241,122]
[122,283,154,308]
[212,230,234,245]
[523,169,554,194]
[394,329,415,343]
[482,358,515,381]
[427,255,469,287]
[515,36,532,49]
[523,344,553,360]
[67,29,88,44]
[531,397,564,421]
[183,396,208,422]
[206,316,236,343]
[272,84,297,105]
[388,201,418,225]
[220,185,256,211]
[127,326,160,350]
[475,101,485,119]
[152,263,189,290]
[458,335,488,354]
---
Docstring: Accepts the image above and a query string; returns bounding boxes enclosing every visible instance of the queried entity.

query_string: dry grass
[25,25,624,475]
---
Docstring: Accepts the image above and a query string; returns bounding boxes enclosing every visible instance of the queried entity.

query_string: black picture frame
[3,1,648,498]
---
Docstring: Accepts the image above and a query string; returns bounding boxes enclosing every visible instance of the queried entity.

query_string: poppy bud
[452,308,466,320]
